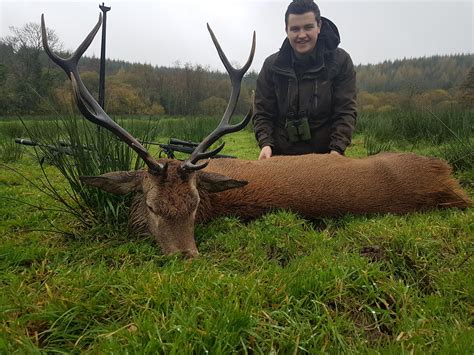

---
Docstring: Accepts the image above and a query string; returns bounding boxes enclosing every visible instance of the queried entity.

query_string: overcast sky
[1,0,472,72]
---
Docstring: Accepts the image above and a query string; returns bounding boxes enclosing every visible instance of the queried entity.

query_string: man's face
[286,11,321,55]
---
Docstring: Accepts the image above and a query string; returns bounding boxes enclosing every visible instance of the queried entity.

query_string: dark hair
[285,0,321,28]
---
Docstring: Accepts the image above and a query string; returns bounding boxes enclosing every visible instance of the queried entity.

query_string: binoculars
[285,112,311,142]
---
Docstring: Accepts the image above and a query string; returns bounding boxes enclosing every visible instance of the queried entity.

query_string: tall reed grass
[358,109,473,170]
[357,109,472,142]
[0,121,25,162]
[22,115,157,229]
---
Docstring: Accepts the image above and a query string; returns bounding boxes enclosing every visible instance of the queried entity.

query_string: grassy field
[0,113,473,353]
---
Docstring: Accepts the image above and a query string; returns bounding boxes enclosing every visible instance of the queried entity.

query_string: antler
[180,24,256,172]
[41,14,166,175]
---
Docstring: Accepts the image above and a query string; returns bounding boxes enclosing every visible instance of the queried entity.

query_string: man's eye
[304,25,315,30]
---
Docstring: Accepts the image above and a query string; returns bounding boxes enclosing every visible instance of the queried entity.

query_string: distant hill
[77,53,473,94]
[355,54,473,93]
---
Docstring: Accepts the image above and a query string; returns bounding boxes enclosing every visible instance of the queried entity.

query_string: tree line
[0,22,472,116]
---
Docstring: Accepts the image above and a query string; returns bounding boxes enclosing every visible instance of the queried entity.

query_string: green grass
[357,109,473,143]
[0,113,473,353]
[356,109,474,170]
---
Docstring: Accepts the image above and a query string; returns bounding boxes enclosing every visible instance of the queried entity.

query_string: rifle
[144,138,236,159]
[14,138,75,156]
[15,137,236,160]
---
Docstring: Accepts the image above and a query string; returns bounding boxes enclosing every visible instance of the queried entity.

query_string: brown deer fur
[81,152,471,257]
[198,152,471,219]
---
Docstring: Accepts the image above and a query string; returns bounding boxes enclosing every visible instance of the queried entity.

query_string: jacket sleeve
[253,58,278,149]
[329,50,357,154]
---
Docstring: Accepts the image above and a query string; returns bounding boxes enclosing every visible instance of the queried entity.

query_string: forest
[0,22,473,116]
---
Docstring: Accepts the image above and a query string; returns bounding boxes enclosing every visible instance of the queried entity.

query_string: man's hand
[330,150,342,156]
[259,146,273,160]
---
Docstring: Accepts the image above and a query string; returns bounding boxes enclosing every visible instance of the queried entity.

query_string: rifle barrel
[15,138,37,146]
[168,138,199,148]
[15,138,236,159]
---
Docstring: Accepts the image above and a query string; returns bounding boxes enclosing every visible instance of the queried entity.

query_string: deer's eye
[146,205,154,213]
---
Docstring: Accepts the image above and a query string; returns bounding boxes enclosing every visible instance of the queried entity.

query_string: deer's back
[198,153,471,220]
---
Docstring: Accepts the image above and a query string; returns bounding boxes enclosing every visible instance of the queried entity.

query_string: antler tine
[41,14,101,77]
[181,25,256,172]
[41,14,164,174]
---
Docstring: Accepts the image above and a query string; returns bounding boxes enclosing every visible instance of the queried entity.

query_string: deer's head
[42,14,255,257]
[79,161,248,257]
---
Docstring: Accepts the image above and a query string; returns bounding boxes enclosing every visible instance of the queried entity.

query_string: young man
[253,0,357,159]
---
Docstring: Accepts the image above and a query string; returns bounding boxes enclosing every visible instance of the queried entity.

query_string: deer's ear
[79,171,143,195]
[197,171,248,193]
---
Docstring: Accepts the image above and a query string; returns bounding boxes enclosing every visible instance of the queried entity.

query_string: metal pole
[98,2,111,109]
